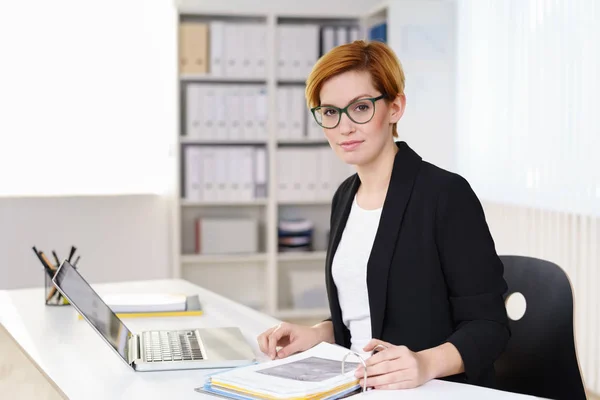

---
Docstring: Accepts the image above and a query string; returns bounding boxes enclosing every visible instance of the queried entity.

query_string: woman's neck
[356,140,398,198]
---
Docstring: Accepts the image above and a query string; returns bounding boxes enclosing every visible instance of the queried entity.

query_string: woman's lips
[339,140,364,151]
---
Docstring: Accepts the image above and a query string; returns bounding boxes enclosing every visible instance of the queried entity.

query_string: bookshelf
[173,1,389,321]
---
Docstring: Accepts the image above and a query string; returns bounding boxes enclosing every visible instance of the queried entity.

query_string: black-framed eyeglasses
[310,94,386,129]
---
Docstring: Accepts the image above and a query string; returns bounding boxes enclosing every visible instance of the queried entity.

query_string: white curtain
[456,0,599,217]
[457,0,600,392]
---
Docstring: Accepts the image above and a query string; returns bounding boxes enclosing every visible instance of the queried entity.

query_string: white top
[332,195,382,359]
[0,279,538,399]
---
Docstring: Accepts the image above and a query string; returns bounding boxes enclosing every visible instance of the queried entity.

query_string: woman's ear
[389,94,406,123]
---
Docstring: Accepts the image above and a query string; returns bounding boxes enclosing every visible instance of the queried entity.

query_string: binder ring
[342,351,368,393]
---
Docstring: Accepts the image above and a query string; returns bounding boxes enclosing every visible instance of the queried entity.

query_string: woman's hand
[354,339,435,390]
[257,321,333,360]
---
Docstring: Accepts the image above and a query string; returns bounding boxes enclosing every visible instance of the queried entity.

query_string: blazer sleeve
[435,174,510,383]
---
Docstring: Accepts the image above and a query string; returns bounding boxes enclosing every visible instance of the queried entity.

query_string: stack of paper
[197,342,362,399]
[78,293,204,319]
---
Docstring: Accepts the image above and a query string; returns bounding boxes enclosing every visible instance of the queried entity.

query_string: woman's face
[317,70,403,166]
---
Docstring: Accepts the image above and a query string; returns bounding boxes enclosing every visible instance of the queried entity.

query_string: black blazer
[326,141,510,388]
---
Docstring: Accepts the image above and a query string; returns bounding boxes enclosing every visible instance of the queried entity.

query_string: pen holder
[44,269,69,306]
[33,245,80,306]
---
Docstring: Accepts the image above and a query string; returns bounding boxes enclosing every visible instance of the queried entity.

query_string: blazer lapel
[368,141,422,339]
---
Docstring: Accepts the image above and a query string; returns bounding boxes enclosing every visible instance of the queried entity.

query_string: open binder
[195,342,369,399]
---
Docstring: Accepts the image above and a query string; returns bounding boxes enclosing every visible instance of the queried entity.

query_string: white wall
[0,195,171,290]
[387,0,457,172]
[0,0,178,289]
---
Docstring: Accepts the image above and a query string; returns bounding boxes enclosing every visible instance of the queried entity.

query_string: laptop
[52,260,256,372]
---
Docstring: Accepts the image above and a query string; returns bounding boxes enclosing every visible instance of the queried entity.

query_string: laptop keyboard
[142,330,203,362]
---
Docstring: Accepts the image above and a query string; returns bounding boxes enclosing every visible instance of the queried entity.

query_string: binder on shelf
[209,21,225,76]
[335,26,348,47]
[289,87,305,140]
[368,22,387,43]
[321,26,336,55]
[184,146,203,201]
[349,26,361,42]
[256,86,268,140]
[254,147,268,199]
[179,22,209,75]
[186,84,203,139]
[277,87,289,140]
[242,85,258,140]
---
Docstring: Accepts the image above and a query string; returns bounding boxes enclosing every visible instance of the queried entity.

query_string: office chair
[495,255,587,400]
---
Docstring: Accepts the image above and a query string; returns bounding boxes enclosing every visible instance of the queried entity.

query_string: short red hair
[305,40,405,137]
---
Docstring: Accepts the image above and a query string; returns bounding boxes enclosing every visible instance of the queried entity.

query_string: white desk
[0,279,538,399]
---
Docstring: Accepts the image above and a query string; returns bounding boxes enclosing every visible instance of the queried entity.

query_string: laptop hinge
[128,334,140,365]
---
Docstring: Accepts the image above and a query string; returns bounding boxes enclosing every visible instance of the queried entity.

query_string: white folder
[254,147,267,199]
[256,86,268,141]
[276,25,289,80]
[242,85,257,141]
[322,26,335,54]
[224,23,240,77]
[209,21,225,77]
[186,84,202,139]
[335,26,347,47]
[184,146,203,201]
[317,147,334,200]
[290,87,305,140]
[226,86,243,140]
[301,148,319,201]
[276,149,289,202]
[303,25,320,78]
[202,84,217,140]
[255,24,267,78]
[239,24,253,77]
[290,26,303,79]
[277,87,289,140]
[239,146,255,200]
[349,26,361,42]
[202,148,218,202]
[215,147,229,201]
[215,86,228,140]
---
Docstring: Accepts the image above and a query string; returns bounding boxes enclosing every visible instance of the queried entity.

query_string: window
[456,0,600,216]
[0,0,176,196]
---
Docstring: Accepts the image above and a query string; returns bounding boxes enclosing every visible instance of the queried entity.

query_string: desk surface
[0,279,538,399]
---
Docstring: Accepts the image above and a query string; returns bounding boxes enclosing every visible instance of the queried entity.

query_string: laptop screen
[53,260,131,363]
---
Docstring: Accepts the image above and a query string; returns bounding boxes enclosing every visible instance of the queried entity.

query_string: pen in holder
[33,245,80,306]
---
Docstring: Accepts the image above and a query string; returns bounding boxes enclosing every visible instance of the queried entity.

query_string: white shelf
[175,6,364,317]
[275,308,330,320]
[181,253,268,264]
[367,0,389,19]
[180,74,267,83]
[278,199,331,205]
[180,199,267,207]
[180,137,268,145]
[277,251,327,262]
[277,139,328,145]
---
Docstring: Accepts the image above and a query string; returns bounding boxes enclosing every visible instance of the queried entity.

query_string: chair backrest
[495,255,586,400]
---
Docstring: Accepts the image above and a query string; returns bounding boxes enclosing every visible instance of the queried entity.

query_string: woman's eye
[323,108,338,116]
[354,103,371,112]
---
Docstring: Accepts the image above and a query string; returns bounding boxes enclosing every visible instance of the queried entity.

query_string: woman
[257,40,509,390]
